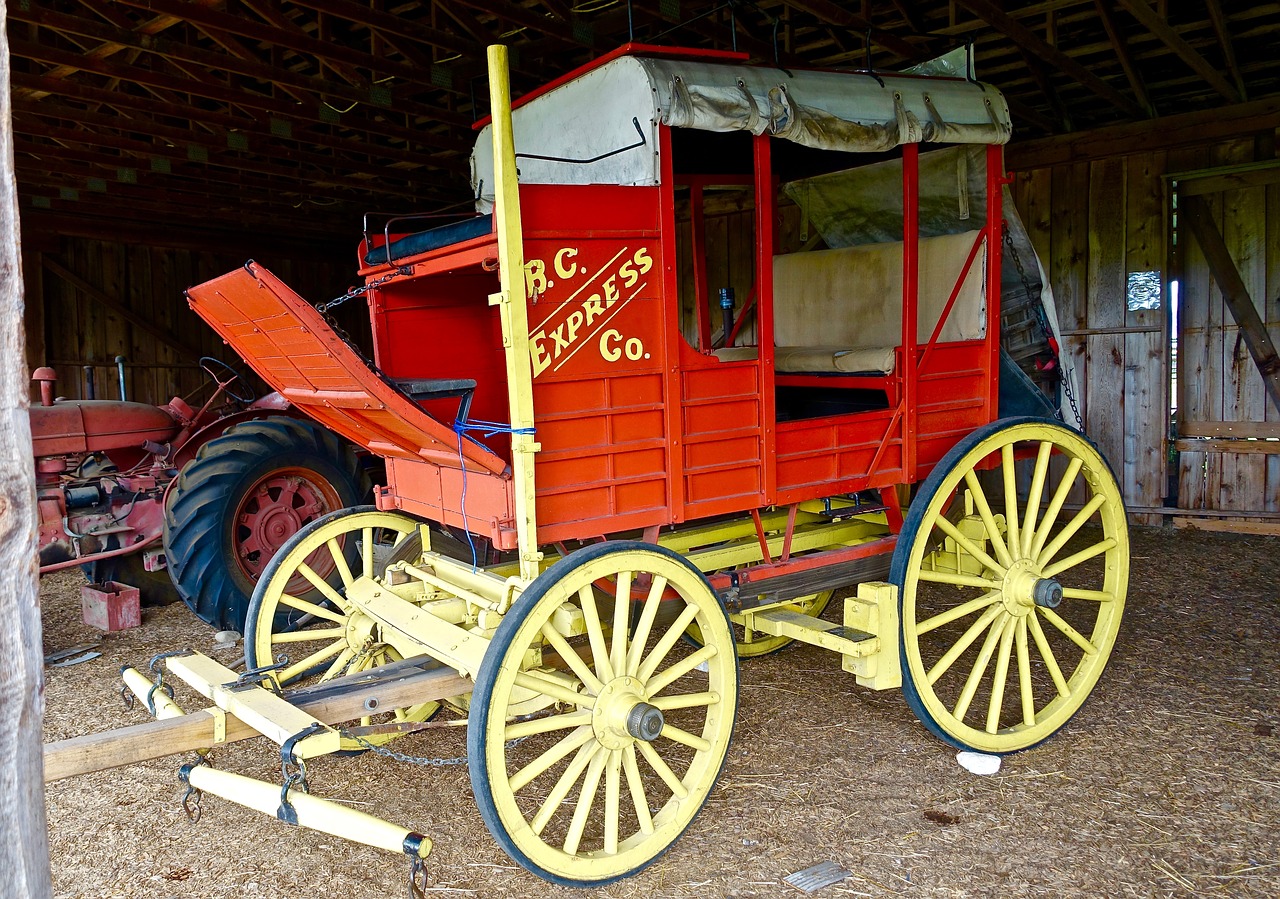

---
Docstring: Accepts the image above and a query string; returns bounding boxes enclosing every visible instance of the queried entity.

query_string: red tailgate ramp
[186,262,507,476]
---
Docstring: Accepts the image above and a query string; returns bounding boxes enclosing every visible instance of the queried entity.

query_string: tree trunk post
[0,0,54,894]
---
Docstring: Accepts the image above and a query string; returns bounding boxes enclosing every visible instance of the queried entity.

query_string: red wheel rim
[233,467,345,592]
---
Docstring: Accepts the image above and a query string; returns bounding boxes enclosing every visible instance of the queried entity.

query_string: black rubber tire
[164,417,368,632]
[85,545,180,607]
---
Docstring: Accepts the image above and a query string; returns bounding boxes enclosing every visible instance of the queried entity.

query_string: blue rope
[452,417,536,571]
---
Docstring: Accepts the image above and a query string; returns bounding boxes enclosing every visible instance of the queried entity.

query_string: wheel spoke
[1041,537,1117,579]
[513,671,591,709]
[320,645,356,681]
[510,725,595,793]
[539,623,605,695]
[1039,606,1099,656]
[1027,610,1071,698]
[327,537,354,587]
[277,637,348,683]
[563,747,608,855]
[646,644,717,696]
[933,514,1006,576]
[1021,441,1053,559]
[659,723,711,753]
[1061,587,1117,602]
[952,611,1008,722]
[361,527,376,579]
[649,690,721,711]
[610,571,633,677]
[925,603,1003,684]
[296,563,350,611]
[578,585,615,683]
[1037,493,1107,568]
[626,575,669,676]
[1001,444,1021,561]
[917,569,1001,590]
[637,604,701,682]
[963,470,1014,568]
[269,626,346,643]
[636,740,689,799]
[986,616,1018,734]
[531,741,602,837]
[505,710,592,742]
[917,590,1001,636]
[604,750,622,855]
[1030,457,1084,560]
[622,744,654,835]
[1015,617,1035,727]
[274,592,346,624]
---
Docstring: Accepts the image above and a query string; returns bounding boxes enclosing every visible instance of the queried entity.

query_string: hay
[42,526,1280,898]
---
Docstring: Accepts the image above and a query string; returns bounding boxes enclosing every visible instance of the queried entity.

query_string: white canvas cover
[472,52,1012,210]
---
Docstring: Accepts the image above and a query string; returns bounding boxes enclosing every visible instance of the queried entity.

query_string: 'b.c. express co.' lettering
[529,246,652,377]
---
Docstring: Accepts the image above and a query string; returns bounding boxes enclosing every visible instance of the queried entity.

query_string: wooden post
[0,1,54,895]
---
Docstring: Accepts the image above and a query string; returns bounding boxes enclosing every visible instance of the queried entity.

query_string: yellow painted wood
[344,577,492,678]
[121,667,185,719]
[842,582,903,690]
[185,765,431,858]
[165,653,340,759]
[45,663,472,782]
[486,44,542,584]
[743,607,876,657]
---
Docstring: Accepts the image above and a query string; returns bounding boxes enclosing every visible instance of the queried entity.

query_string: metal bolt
[626,702,664,742]
[1033,578,1063,608]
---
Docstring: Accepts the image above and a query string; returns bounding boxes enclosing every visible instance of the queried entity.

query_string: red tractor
[31,356,368,631]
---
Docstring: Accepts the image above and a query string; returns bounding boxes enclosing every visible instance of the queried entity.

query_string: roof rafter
[1113,0,1240,104]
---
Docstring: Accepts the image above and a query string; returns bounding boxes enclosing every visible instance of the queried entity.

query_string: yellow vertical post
[486,44,542,584]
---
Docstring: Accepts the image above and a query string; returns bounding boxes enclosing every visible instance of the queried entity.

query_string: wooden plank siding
[1012,133,1280,532]
[23,236,353,407]
[1012,152,1170,525]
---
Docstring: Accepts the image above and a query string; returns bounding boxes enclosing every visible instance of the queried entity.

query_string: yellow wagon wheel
[892,417,1128,754]
[686,589,833,658]
[469,542,738,886]
[244,505,440,748]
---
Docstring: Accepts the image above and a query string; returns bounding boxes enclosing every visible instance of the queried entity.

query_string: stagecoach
[83,45,1126,888]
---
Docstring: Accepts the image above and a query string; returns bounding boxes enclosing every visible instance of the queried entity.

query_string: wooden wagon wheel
[244,506,440,748]
[891,417,1128,754]
[469,542,738,886]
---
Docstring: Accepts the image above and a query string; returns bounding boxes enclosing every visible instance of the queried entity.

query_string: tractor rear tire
[164,417,368,632]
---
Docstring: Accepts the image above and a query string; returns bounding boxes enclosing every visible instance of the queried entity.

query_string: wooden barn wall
[1012,137,1280,532]
[1170,142,1280,534]
[22,236,359,408]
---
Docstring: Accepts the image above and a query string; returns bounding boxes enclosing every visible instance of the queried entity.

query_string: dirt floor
[41,525,1279,899]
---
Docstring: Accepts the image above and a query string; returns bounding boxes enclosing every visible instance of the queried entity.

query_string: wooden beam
[1174,438,1280,455]
[0,2,53,891]
[1006,95,1280,168]
[44,660,472,782]
[1093,0,1153,117]
[1173,517,1280,537]
[953,0,1147,119]
[1114,0,1240,104]
[1179,420,1280,440]
[1175,160,1280,197]
[781,0,926,62]
[1181,193,1280,414]
[42,256,205,361]
[1204,0,1247,102]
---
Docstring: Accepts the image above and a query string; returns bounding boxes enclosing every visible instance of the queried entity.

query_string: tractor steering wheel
[200,356,256,404]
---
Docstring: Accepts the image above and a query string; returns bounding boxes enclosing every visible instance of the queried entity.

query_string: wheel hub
[592,676,661,750]
[1000,559,1042,617]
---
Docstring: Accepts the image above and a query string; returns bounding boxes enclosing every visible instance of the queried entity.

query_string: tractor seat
[364,214,494,266]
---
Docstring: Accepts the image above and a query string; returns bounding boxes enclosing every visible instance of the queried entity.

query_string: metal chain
[317,266,412,314]
[337,728,530,768]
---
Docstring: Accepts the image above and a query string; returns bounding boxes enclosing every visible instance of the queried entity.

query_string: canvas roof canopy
[472,50,1013,207]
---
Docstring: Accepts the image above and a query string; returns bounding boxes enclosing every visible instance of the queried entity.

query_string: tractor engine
[30,366,195,575]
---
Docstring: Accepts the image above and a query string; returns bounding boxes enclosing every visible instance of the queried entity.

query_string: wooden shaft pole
[0,0,54,891]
